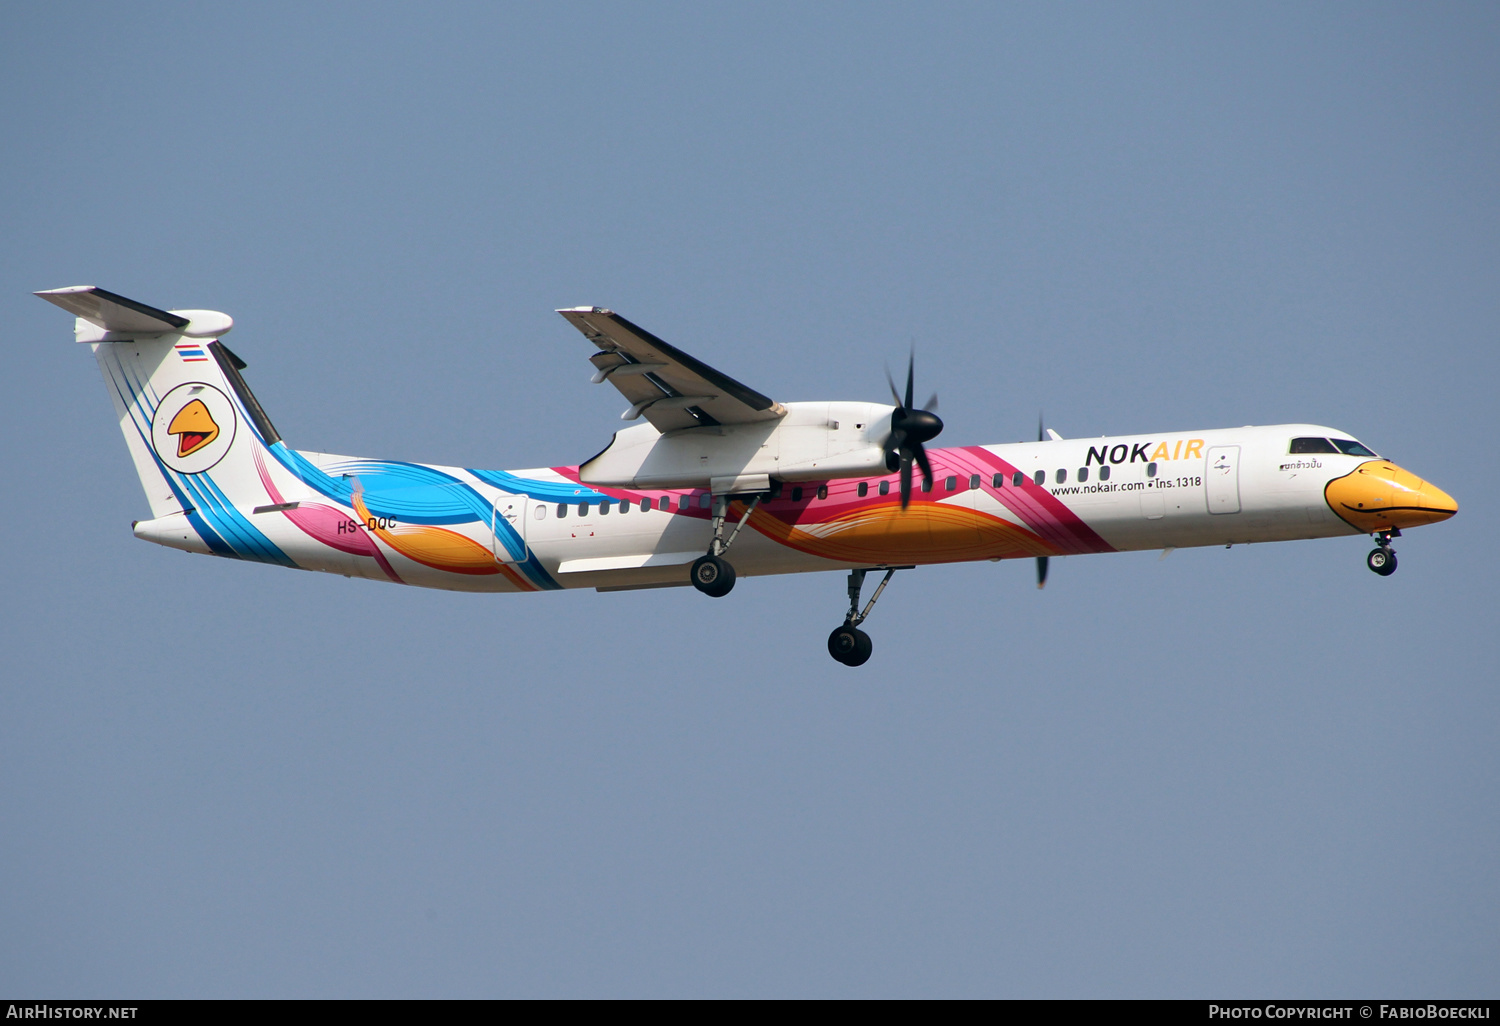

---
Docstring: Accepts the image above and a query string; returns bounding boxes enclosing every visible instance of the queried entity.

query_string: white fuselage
[147,423,1384,595]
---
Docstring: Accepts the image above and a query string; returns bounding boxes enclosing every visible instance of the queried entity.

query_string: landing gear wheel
[1367,547,1397,576]
[691,554,736,597]
[827,625,873,666]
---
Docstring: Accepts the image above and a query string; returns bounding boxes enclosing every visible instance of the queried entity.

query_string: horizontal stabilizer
[35,286,189,334]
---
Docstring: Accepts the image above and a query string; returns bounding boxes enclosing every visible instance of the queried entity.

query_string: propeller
[1036,411,1048,589]
[884,353,944,510]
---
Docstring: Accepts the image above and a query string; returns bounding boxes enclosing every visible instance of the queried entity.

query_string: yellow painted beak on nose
[1325,460,1458,532]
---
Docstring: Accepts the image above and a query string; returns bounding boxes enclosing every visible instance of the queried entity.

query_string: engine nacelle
[580,401,894,490]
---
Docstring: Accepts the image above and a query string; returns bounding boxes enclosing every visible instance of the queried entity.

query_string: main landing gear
[689,493,763,598]
[1367,528,1400,577]
[827,567,906,667]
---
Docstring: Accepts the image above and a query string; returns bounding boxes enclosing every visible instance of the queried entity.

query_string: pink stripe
[949,446,1113,554]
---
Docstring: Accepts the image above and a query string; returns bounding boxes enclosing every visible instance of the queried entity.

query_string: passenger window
[993,473,1004,488]
[699,493,711,509]
[599,501,610,515]
[577,502,589,516]
[1056,469,1067,484]
[921,477,933,493]
[1034,470,1045,486]
[641,497,652,511]
[879,481,890,495]
[1012,472,1025,487]
[857,482,868,497]
[1290,437,1340,454]
[557,503,567,519]
[1147,462,1157,477]
[792,486,803,502]
[1332,439,1379,457]
[943,476,955,490]
[1099,466,1111,481]
[533,505,546,520]
[969,474,980,490]
[817,485,828,500]
[619,498,630,513]
[1078,467,1088,482]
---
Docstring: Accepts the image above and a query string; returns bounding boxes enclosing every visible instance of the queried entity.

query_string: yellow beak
[1324,460,1458,532]
[166,398,220,458]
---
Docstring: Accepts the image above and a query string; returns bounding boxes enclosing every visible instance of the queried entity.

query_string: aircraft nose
[1324,460,1458,532]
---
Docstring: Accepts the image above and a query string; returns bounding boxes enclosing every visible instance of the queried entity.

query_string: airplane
[38,285,1459,666]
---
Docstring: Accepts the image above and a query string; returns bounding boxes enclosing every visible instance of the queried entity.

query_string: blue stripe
[267,448,495,525]
[194,473,296,567]
[175,474,248,558]
[468,468,607,505]
[272,449,570,588]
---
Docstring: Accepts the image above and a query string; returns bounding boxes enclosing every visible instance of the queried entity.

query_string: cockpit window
[1289,437,1340,454]
[1332,439,1379,457]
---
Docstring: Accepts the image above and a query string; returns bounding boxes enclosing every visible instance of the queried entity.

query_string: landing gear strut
[690,493,762,597]
[827,567,905,667]
[1367,528,1400,577]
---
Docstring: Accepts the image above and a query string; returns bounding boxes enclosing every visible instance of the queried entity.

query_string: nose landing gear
[827,566,909,666]
[1367,528,1400,576]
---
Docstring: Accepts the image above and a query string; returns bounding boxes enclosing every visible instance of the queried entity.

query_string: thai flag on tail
[175,342,210,363]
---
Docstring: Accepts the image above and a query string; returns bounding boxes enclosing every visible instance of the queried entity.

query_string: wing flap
[557,550,702,574]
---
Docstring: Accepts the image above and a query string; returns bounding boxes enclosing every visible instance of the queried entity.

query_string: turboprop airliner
[39,286,1458,666]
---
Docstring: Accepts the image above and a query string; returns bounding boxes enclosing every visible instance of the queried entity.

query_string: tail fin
[38,286,293,564]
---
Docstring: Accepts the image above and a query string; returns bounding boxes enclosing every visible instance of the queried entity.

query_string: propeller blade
[1036,555,1049,589]
[885,417,906,472]
[882,352,943,512]
[1038,412,1045,443]
[913,443,933,485]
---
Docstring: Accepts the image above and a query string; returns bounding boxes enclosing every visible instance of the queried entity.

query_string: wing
[557,307,785,431]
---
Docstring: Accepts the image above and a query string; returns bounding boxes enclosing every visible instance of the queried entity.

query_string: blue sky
[2,2,1497,996]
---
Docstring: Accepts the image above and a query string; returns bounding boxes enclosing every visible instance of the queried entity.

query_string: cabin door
[1206,445,1241,514]
[492,495,530,563]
